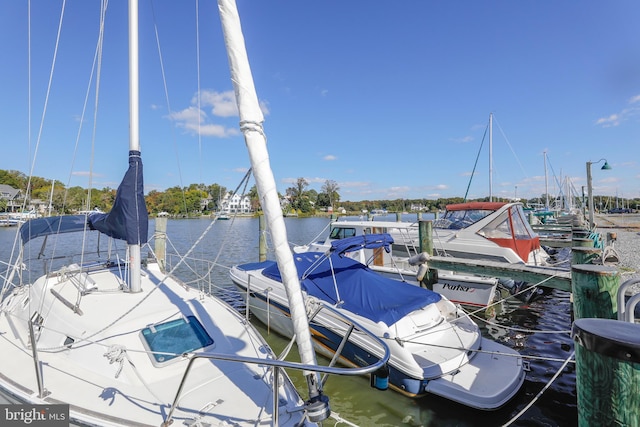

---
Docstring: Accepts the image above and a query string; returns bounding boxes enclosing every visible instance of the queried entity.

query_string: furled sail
[218,0,325,405]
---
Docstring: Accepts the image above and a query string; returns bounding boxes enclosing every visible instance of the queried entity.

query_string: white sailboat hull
[0,261,310,426]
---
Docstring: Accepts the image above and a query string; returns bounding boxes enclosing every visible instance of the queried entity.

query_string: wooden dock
[427,256,572,292]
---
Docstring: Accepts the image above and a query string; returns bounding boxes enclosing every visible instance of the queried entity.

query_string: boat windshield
[433,209,496,230]
[329,226,359,239]
[478,205,535,239]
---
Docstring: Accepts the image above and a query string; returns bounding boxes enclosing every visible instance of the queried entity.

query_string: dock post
[571,247,601,265]
[572,318,640,426]
[571,264,620,320]
[418,220,437,289]
[259,214,267,262]
[154,216,167,272]
[396,212,401,222]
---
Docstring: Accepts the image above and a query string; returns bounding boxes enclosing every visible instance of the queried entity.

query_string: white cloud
[595,113,621,127]
[596,95,640,127]
[323,154,337,161]
[167,90,268,137]
[451,136,474,143]
[196,90,238,117]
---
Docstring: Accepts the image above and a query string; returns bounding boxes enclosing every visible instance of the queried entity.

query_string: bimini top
[262,251,441,326]
[445,202,507,211]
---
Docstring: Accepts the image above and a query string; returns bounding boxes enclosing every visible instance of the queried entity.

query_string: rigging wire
[463,123,488,202]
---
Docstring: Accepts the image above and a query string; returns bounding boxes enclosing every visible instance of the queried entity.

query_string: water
[0,217,577,426]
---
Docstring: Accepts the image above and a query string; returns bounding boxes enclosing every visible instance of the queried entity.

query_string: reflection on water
[0,217,577,426]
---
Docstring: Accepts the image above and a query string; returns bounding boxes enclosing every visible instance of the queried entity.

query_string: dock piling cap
[572,318,640,363]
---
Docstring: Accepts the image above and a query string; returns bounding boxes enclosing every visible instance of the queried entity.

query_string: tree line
[2,169,637,216]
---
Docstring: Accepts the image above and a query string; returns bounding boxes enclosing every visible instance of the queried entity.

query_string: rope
[329,411,360,427]
[102,345,167,403]
[501,351,575,427]
[103,345,127,378]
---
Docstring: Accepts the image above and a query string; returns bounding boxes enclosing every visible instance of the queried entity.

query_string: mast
[128,0,141,292]
[217,0,325,406]
[489,113,493,202]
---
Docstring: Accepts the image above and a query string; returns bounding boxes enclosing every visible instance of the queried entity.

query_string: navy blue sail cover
[329,233,394,257]
[262,252,441,326]
[89,150,148,244]
[20,215,90,244]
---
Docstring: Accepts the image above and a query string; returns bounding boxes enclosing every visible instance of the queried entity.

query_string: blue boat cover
[329,233,394,257]
[19,151,148,245]
[20,215,91,244]
[261,252,441,326]
[88,150,148,245]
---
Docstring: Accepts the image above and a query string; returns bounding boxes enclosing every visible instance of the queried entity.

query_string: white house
[220,192,252,214]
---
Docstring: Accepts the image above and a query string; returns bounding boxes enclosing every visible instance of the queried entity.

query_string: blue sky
[1,1,638,203]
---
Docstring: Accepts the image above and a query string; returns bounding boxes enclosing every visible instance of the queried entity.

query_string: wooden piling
[418,220,437,289]
[571,247,601,265]
[154,216,167,272]
[259,214,267,262]
[572,318,640,427]
[571,264,620,320]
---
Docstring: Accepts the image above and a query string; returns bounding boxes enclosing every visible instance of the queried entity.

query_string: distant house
[220,192,252,214]
[200,194,213,212]
[29,198,52,216]
[0,184,23,212]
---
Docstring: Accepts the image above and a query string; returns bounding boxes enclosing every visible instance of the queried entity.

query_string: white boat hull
[230,261,525,409]
[0,261,310,426]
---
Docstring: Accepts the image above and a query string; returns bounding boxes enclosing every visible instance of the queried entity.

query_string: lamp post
[586,159,612,230]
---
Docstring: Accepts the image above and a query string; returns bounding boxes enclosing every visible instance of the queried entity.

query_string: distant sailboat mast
[544,150,549,210]
[489,112,493,202]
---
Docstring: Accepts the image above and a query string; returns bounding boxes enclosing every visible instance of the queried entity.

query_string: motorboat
[294,202,550,306]
[230,240,526,410]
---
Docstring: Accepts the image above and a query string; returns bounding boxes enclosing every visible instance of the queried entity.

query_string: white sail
[217,0,323,399]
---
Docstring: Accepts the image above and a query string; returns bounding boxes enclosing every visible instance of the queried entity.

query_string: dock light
[586,159,612,230]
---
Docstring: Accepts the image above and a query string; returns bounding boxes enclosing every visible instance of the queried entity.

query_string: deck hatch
[141,316,213,365]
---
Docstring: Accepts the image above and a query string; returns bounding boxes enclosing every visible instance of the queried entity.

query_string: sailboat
[0,1,390,425]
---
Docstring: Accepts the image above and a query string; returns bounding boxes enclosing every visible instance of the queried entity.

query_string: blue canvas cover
[329,233,394,257]
[261,252,441,326]
[20,215,90,244]
[89,150,148,244]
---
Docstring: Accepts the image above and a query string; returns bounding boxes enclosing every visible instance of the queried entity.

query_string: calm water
[0,217,577,426]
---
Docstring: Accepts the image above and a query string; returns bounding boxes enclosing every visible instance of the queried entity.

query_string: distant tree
[321,179,340,209]
[286,178,308,210]
[0,170,27,189]
[248,185,260,211]
[316,192,330,208]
